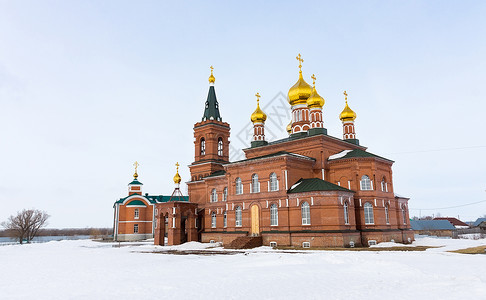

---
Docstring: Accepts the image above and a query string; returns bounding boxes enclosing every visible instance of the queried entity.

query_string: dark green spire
[202,86,222,122]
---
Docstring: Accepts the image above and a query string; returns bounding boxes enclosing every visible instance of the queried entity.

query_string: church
[113,55,413,248]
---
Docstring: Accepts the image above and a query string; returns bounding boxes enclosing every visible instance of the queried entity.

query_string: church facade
[113,56,413,247]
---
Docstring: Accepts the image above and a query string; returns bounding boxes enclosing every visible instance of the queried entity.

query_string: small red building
[114,57,413,247]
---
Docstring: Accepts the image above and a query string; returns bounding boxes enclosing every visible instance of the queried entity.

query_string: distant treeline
[0,228,113,237]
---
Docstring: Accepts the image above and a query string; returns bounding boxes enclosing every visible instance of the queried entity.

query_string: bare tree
[1,209,50,244]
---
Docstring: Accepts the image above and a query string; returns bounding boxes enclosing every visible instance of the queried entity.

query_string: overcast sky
[1,0,485,228]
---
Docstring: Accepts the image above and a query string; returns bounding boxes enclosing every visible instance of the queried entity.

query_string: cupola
[306,74,325,109]
[339,91,357,121]
[288,53,312,106]
[250,93,267,123]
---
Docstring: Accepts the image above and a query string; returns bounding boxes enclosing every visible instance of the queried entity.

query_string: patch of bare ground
[449,246,486,254]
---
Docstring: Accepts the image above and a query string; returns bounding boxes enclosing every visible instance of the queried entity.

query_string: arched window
[133,224,139,233]
[344,201,349,224]
[269,172,278,191]
[364,202,374,224]
[360,175,372,190]
[134,208,139,219]
[381,178,387,192]
[223,211,227,227]
[200,138,206,156]
[301,202,311,225]
[218,137,223,156]
[211,212,216,228]
[210,188,217,202]
[270,204,278,226]
[402,205,407,225]
[223,187,228,201]
[385,204,390,224]
[251,174,260,193]
[235,206,242,226]
[235,177,243,195]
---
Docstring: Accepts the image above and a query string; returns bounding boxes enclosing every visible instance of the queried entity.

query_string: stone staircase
[224,236,263,249]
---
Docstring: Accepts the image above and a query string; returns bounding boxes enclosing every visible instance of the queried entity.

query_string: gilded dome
[251,93,267,123]
[307,75,325,108]
[286,120,292,134]
[288,53,312,106]
[173,162,182,184]
[208,66,215,83]
[288,71,312,106]
[340,100,356,121]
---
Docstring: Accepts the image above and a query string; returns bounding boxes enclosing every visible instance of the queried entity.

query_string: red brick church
[113,55,413,247]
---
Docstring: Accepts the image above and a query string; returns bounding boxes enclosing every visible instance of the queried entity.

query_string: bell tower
[189,67,230,181]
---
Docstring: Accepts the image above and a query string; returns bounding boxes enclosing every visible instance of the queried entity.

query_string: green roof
[328,149,393,163]
[129,179,143,185]
[202,86,222,122]
[114,195,189,205]
[126,200,147,206]
[288,178,354,193]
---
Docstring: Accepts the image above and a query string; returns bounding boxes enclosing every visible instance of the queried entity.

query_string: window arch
[200,138,206,156]
[217,137,223,156]
[251,174,260,193]
[235,206,242,226]
[360,175,372,190]
[223,211,227,227]
[343,201,349,224]
[134,208,139,219]
[133,224,139,233]
[364,202,374,224]
[211,212,216,228]
[223,187,228,201]
[402,205,407,225]
[210,188,217,202]
[235,178,243,195]
[269,172,278,191]
[385,204,390,224]
[301,202,311,225]
[270,204,278,226]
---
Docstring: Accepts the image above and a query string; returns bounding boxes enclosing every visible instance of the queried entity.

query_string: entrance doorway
[250,205,260,236]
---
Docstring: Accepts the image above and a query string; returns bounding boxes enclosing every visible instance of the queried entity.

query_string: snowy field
[1,236,485,299]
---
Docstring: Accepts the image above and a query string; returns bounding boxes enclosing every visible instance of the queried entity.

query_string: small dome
[208,66,215,83]
[288,71,312,106]
[251,94,267,123]
[286,121,292,134]
[173,171,181,184]
[307,76,325,108]
[340,100,356,121]
[173,162,181,184]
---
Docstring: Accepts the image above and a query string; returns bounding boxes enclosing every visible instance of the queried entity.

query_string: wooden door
[250,205,260,236]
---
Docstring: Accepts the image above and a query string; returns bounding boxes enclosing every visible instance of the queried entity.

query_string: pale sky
[1,0,485,228]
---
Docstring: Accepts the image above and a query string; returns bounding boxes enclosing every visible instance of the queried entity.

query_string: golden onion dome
[250,93,267,123]
[208,65,215,83]
[288,54,312,106]
[340,91,356,121]
[307,74,325,108]
[286,120,292,134]
[173,162,181,184]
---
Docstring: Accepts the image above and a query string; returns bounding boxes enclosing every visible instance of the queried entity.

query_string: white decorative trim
[311,197,314,206]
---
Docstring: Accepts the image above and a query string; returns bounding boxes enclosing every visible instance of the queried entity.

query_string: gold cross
[175,162,179,171]
[311,74,316,87]
[133,161,139,172]
[255,92,260,104]
[210,65,214,75]
[296,53,304,71]
[344,91,348,102]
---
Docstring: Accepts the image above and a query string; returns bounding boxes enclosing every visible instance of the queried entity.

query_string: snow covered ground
[1,236,485,299]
